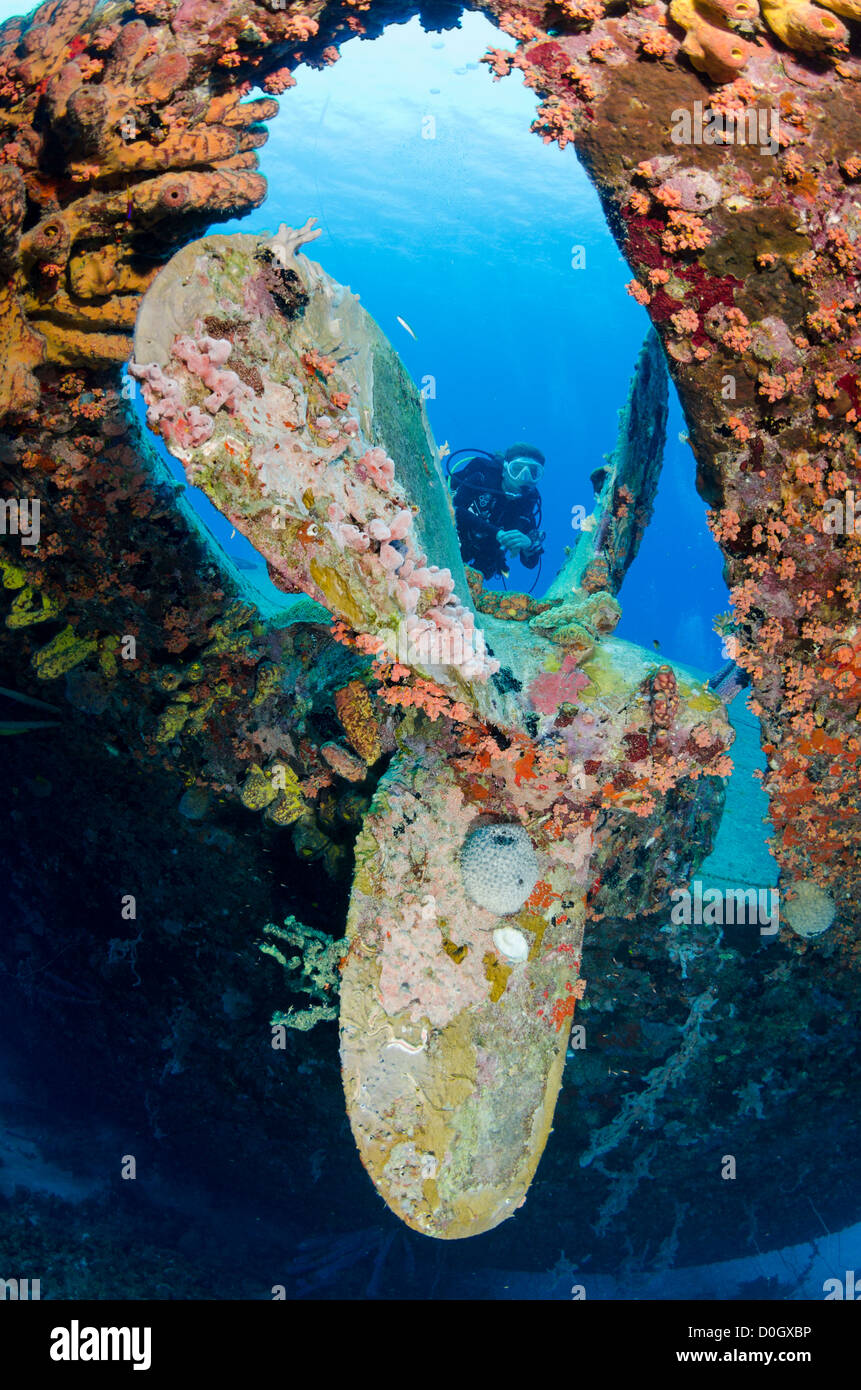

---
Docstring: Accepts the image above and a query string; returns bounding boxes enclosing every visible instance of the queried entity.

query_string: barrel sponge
[784,880,836,938]
[460,823,540,916]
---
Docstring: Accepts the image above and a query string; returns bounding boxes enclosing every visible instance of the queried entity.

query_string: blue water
[201,12,726,671]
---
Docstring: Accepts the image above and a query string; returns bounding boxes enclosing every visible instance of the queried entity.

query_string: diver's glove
[497,528,534,555]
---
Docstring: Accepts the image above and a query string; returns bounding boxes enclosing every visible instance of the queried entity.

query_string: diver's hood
[503,442,545,465]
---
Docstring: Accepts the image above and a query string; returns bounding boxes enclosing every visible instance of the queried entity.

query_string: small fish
[0,685,59,714]
[396,315,417,340]
[653,639,661,650]
[0,720,59,735]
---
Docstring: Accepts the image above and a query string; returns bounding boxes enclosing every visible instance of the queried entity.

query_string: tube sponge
[460,823,540,916]
[759,0,848,53]
[669,0,756,82]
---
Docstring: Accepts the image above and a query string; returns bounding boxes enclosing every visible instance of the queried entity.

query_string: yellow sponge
[760,0,849,53]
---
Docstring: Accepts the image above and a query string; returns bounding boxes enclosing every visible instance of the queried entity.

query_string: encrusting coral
[129,224,497,689]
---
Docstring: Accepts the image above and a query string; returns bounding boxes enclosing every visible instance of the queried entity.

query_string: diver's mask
[504,455,544,487]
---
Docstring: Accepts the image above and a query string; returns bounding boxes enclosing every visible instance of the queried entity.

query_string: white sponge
[460,823,540,916]
[784,880,835,938]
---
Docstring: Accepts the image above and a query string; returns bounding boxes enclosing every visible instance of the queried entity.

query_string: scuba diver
[447,442,546,584]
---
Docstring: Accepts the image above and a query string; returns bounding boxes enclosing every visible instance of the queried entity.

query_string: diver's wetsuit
[451,456,542,580]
